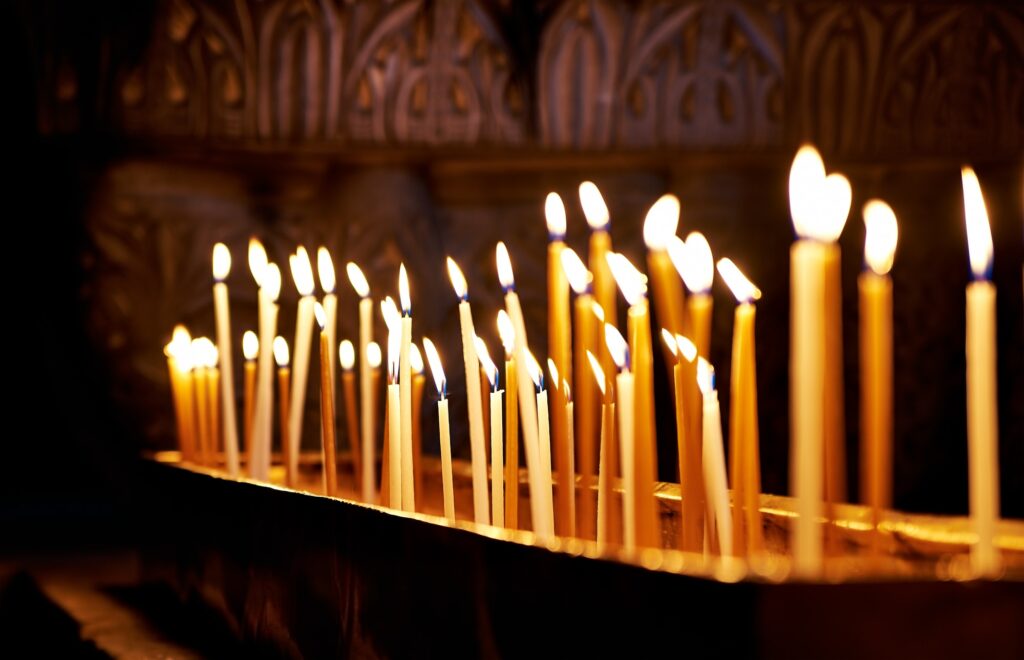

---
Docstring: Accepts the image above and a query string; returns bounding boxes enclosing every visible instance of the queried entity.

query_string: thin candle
[318,249,338,409]
[446,257,490,525]
[192,337,212,465]
[564,381,576,537]
[242,330,258,469]
[382,297,403,509]
[546,193,573,536]
[605,325,635,552]
[670,232,715,358]
[477,337,504,528]
[411,343,426,500]
[962,166,1001,578]
[580,181,618,350]
[315,303,338,496]
[698,358,733,557]
[250,247,281,481]
[287,247,317,487]
[528,352,554,530]
[212,243,240,476]
[367,342,382,499]
[423,338,456,523]
[858,201,898,555]
[206,345,221,461]
[165,325,195,460]
[498,310,519,529]
[644,194,687,355]
[273,336,292,487]
[587,351,615,545]
[398,265,415,512]
[339,340,361,492]
[547,358,571,536]
[347,262,376,504]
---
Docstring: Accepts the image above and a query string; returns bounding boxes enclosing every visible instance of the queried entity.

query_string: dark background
[5,0,1023,553]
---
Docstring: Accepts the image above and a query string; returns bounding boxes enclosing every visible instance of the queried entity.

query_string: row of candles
[164,145,1003,578]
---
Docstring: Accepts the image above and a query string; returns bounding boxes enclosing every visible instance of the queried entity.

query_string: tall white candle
[476,337,504,528]
[565,383,576,536]
[587,351,610,544]
[446,258,490,525]
[698,359,733,557]
[248,239,268,478]
[398,265,415,512]
[347,263,375,504]
[423,338,456,523]
[382,297,403,510]
[288,247,316,486]
[212,243,240,476]
[962,166,1001,578]
[318,248,338,421]
[254,262,281,481]
[605,324,635,552]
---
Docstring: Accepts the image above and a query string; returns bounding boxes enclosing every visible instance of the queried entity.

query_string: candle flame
[716,258,761,303]
[586,350,606,396]
[643,194,680,251]
[676,232,713,294]
[248,238,268,286]
[263,263,282,301]
[339,339,355,370]
[346,262,370,298]
[697,357,715,394]
[242,330,258,361]
[579,181,610,230]
[591,301,605,323]
[660,328,677,356]
[475,337,498,388]
[410,343,424,375]
[604,324,629,371]
[447,257,468,300]
[171,324,192,350]
[380,297,400,332]
[317,247,336,293]
[191,337,218,369]
[606,252,647,306]
[674,334,697,362]
[789,145,826,239]
[496,310,515,357]
[862,200,899,276]
[545,192,567,239]
[422,337,446,395]
[821,173,852,241]
[547,358,560,392]
[564,381,572,402]
[167,327,194,371]
[213,243,231,281]
[290,247,315,297]
[496,242,515,291]
[273,336,289,367]
[524,349,543,390]
[961,166,993,279]
[560,247,592,295]
[399,263,411,314]
[367,342,382,369]
[313,301,326,330]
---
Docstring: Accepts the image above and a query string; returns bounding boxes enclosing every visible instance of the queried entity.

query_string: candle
[546,193,573,536]
[660,330,702,554]
[496,243,552,539]
[587,351,614,545]
[497,310,519,528]
[606,253,658,549]
[273,336,292,487]
[644,194,687,351]
[858,201,898,554]
[249,240,280,481]
[564,381,576,537]
[446,257,491,525]
[314,303,338,496]
[670,232,715,358]
[367,341,382,499]
[382,297,403,509]
[423,338,456,523]
[528,352,554,531]
[195,338,220,465]
[206,347,221,461]
[698,358,733,557]
[164,326,194,459]
[287,248,317,490]
[347,262,376,504]
[547,358,573,536]
[477,338,504,528]
[398,265,416,512]
[411,343,426,501]
[242,330,258,470]
[787,145,851,576]
[580,181,618,342]
[318,249,338,408]
[340,340,361,490]
[605,324,635,551]
[561,247,597,539]
[717,258,765,558]
[212,243,240,476]
[191,337,212,465]
[962,166,1001,578]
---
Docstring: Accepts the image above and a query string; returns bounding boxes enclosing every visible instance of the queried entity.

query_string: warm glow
[547,358,560,392]
[380,297,400,332]
[560,247,592,295]
[604,324,629,371]
[788,145,826,238]
[273,336,289,367]
[314,301,326,329]
[591,301,605,323]
[716,258,761,303]
[317,247,336,293]
[171,324,192,351]
[248,238,268,286]
[367,342,382,369]
[862,200,899,276]
[643,194,680,251]
[820,173,852,242]
[606,252,647,306]
[660,329,677,357]
[447,257,468,300]
[674,334,697,362]
[422,337,446,395]
[697,358,715,394]
[346,262,370,298]
[496,242,515,291]
[525,350,543,389]
[167,328,194,371]
[191,337,218,369]
[497,310,515,357]
[475,337,498,388]
[579,181,610,230]
[339,340,355,370]
[678,232,713,294]
[212,243,231,281]
[410,343,424,375]
[545,192,567,239]
[586,350,606,396]
[399,263,411,314]
[961,166,994,279]
[242,330,258,361]
[290,247,315,297]
[263,263,282,301]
